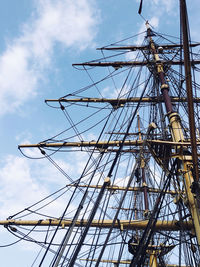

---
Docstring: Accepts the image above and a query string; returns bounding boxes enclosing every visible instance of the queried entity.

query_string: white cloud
[0,154,81,260]
[135,0,176,38]
[0,44,38,114]
[149,17,159,29]
[156,0,174,13]
[0,0,99,116]
[0,150,86,219]
[145,0,175,15]
[0,155,48,218]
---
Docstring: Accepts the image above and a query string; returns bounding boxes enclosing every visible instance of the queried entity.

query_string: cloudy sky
[0,0,200,266]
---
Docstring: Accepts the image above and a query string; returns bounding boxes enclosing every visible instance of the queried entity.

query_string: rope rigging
[3,9,200,266]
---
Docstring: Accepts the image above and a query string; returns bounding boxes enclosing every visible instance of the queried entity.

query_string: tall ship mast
[1,0,200,266]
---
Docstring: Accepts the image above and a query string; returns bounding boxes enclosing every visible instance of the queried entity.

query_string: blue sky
[0,0,200,266]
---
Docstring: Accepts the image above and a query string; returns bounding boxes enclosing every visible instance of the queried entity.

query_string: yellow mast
[146,21,200,246]
[149,252,158,267]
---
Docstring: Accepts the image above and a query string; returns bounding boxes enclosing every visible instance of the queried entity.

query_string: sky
[0,0,200,266]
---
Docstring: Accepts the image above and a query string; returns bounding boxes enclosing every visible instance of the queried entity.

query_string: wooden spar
[96,43,200,51]
[45,97,200,104]
[68,184,179,195]
[18,139,200,149]
[72,60,200,68]
[80,258,188,267]
[0,219,193,231]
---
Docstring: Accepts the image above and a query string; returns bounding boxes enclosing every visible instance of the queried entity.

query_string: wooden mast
[180,0,199,184]
[145,16,200,247]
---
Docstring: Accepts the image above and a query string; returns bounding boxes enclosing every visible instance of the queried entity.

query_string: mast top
[145,21,150,30]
